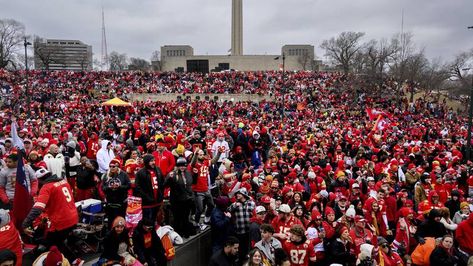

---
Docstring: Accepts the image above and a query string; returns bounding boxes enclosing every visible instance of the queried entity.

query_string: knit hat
[175,144,185,155]
[346,205,356,218]
[0,209,10,228]
[44,246,63,266]
[66,141,76,149]
[460,202,470,210]
[325,206,335,216]
[112,216,125,228]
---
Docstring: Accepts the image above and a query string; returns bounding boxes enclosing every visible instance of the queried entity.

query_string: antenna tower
[101,5,108,69]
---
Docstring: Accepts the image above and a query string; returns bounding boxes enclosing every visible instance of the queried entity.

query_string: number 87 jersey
[33,179,79,231]
[283,239,317,266]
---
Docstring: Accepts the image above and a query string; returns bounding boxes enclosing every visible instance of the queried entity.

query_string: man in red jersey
[22,168,79,262]
[283,224,316,266]
[190,147,220,227]
[0,209,22,266]
[271,204,303,242]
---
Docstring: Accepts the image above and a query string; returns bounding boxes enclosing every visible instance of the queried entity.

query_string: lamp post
[274,53,286,118]
[24,37,32,114]
[467,26,473,161]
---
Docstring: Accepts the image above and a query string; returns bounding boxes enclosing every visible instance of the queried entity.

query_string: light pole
[274,53,286,118]
[24,37,32,115]
[467,26,473,161]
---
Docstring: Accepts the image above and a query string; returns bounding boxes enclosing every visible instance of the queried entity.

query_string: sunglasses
[381,244,389,248]
[110,165,119,168]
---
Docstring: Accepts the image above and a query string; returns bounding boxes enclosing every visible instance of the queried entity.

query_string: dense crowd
[0,69,471,266]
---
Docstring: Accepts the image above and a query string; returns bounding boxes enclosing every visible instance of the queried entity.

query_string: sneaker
[204,216,211,224]
[72,258,84,266]
[200,223,208,231]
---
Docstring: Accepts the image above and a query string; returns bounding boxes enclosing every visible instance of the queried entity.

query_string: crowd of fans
[0,69,471,266]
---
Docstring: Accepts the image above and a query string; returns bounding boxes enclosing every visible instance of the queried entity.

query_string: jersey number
[290,250,306,264]
[62,187,72,202]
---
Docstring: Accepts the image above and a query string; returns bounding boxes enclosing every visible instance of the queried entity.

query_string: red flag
[12,153,33,229]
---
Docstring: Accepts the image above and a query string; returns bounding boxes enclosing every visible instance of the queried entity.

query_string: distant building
[34,38,93,71]
[160,44,316,73]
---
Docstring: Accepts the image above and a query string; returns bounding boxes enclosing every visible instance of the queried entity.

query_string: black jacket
[101,229,132,262]
[164,169,193,204]
[134,155,164,206]
[415,209,447,241]
[132,222,166,265]
[208,249,238,266]
[328,238,355,265]
[101,170,130,205]
[429,246,456,266]
[76,165,96,189]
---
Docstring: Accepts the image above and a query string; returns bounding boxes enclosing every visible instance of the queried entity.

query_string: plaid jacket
[229,199,256,234]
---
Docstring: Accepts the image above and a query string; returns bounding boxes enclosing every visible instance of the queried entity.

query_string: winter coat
[134,154,164,207]
[429,246,456,266]
[101,229,132,262]
[163,169,193,204]
[456,213,473,255]
[101,170,131,205]
[328,238,355,265]
[132,221,166,265]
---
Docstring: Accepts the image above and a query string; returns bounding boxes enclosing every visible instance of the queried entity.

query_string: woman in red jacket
[365,200,388,237]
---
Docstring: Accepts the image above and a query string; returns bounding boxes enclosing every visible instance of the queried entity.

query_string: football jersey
[191,160,210,192]
[0,219,22,266]
[33,179,78,231]
[272,216,303,239]
[283,239,316,266]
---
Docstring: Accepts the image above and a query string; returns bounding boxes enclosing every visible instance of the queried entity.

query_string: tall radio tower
[101,5,109,69]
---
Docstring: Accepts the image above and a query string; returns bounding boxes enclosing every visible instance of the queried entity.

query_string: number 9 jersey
[33,179,79,231]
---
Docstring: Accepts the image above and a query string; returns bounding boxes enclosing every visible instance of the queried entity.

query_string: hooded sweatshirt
[456,212,473,255]
[96,140,115,174]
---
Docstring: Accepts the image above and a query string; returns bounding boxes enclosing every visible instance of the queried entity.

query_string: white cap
[352,183,360,189]
[255,206,266,214]
[278,204,291,214]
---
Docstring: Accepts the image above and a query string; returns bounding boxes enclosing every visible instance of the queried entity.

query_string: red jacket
[0,219,22,266]
[456,213,473,255]
[152,150,176,177]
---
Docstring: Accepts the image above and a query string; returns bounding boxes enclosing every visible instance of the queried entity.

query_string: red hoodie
[456,213,473,255]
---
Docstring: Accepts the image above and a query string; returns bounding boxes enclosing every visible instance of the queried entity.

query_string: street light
[274,53,286,118]
[24,37,32,115]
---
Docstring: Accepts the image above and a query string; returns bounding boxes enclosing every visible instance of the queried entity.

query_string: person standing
[190,147,219,227]
[228,188,256,264]
[96,140,115,175]
[134,154,164,224]
[0,153,37,209]
[101,159,130,229]
[254,224,282,266]
[152,141,175,178]
[164,157,194,238]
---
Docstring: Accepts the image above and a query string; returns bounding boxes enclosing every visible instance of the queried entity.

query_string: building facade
[160,44,316,72]
[34,38,93,71]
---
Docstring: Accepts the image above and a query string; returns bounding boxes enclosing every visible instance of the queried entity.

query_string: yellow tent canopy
[102,97,131,106]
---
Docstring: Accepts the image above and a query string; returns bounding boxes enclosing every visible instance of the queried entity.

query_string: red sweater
[456,213,473,255]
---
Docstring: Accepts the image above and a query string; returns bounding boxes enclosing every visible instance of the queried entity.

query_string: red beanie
[45,246,63,266]
[325,206,335,216]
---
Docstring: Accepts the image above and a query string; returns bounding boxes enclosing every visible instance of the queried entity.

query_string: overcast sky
[1,0,472,63]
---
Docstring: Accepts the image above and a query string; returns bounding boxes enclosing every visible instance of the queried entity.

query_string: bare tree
[297,50,310,70]
[320,31,365,74]
[128,57,150,71]
[109,51,128,71]
[34,37,60,70]
[76,50,92,70]
[150,50,162,71]
[0,19,25,69]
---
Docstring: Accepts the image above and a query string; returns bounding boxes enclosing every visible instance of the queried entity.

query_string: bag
[161,233,175,261]
[411,237,436,266]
